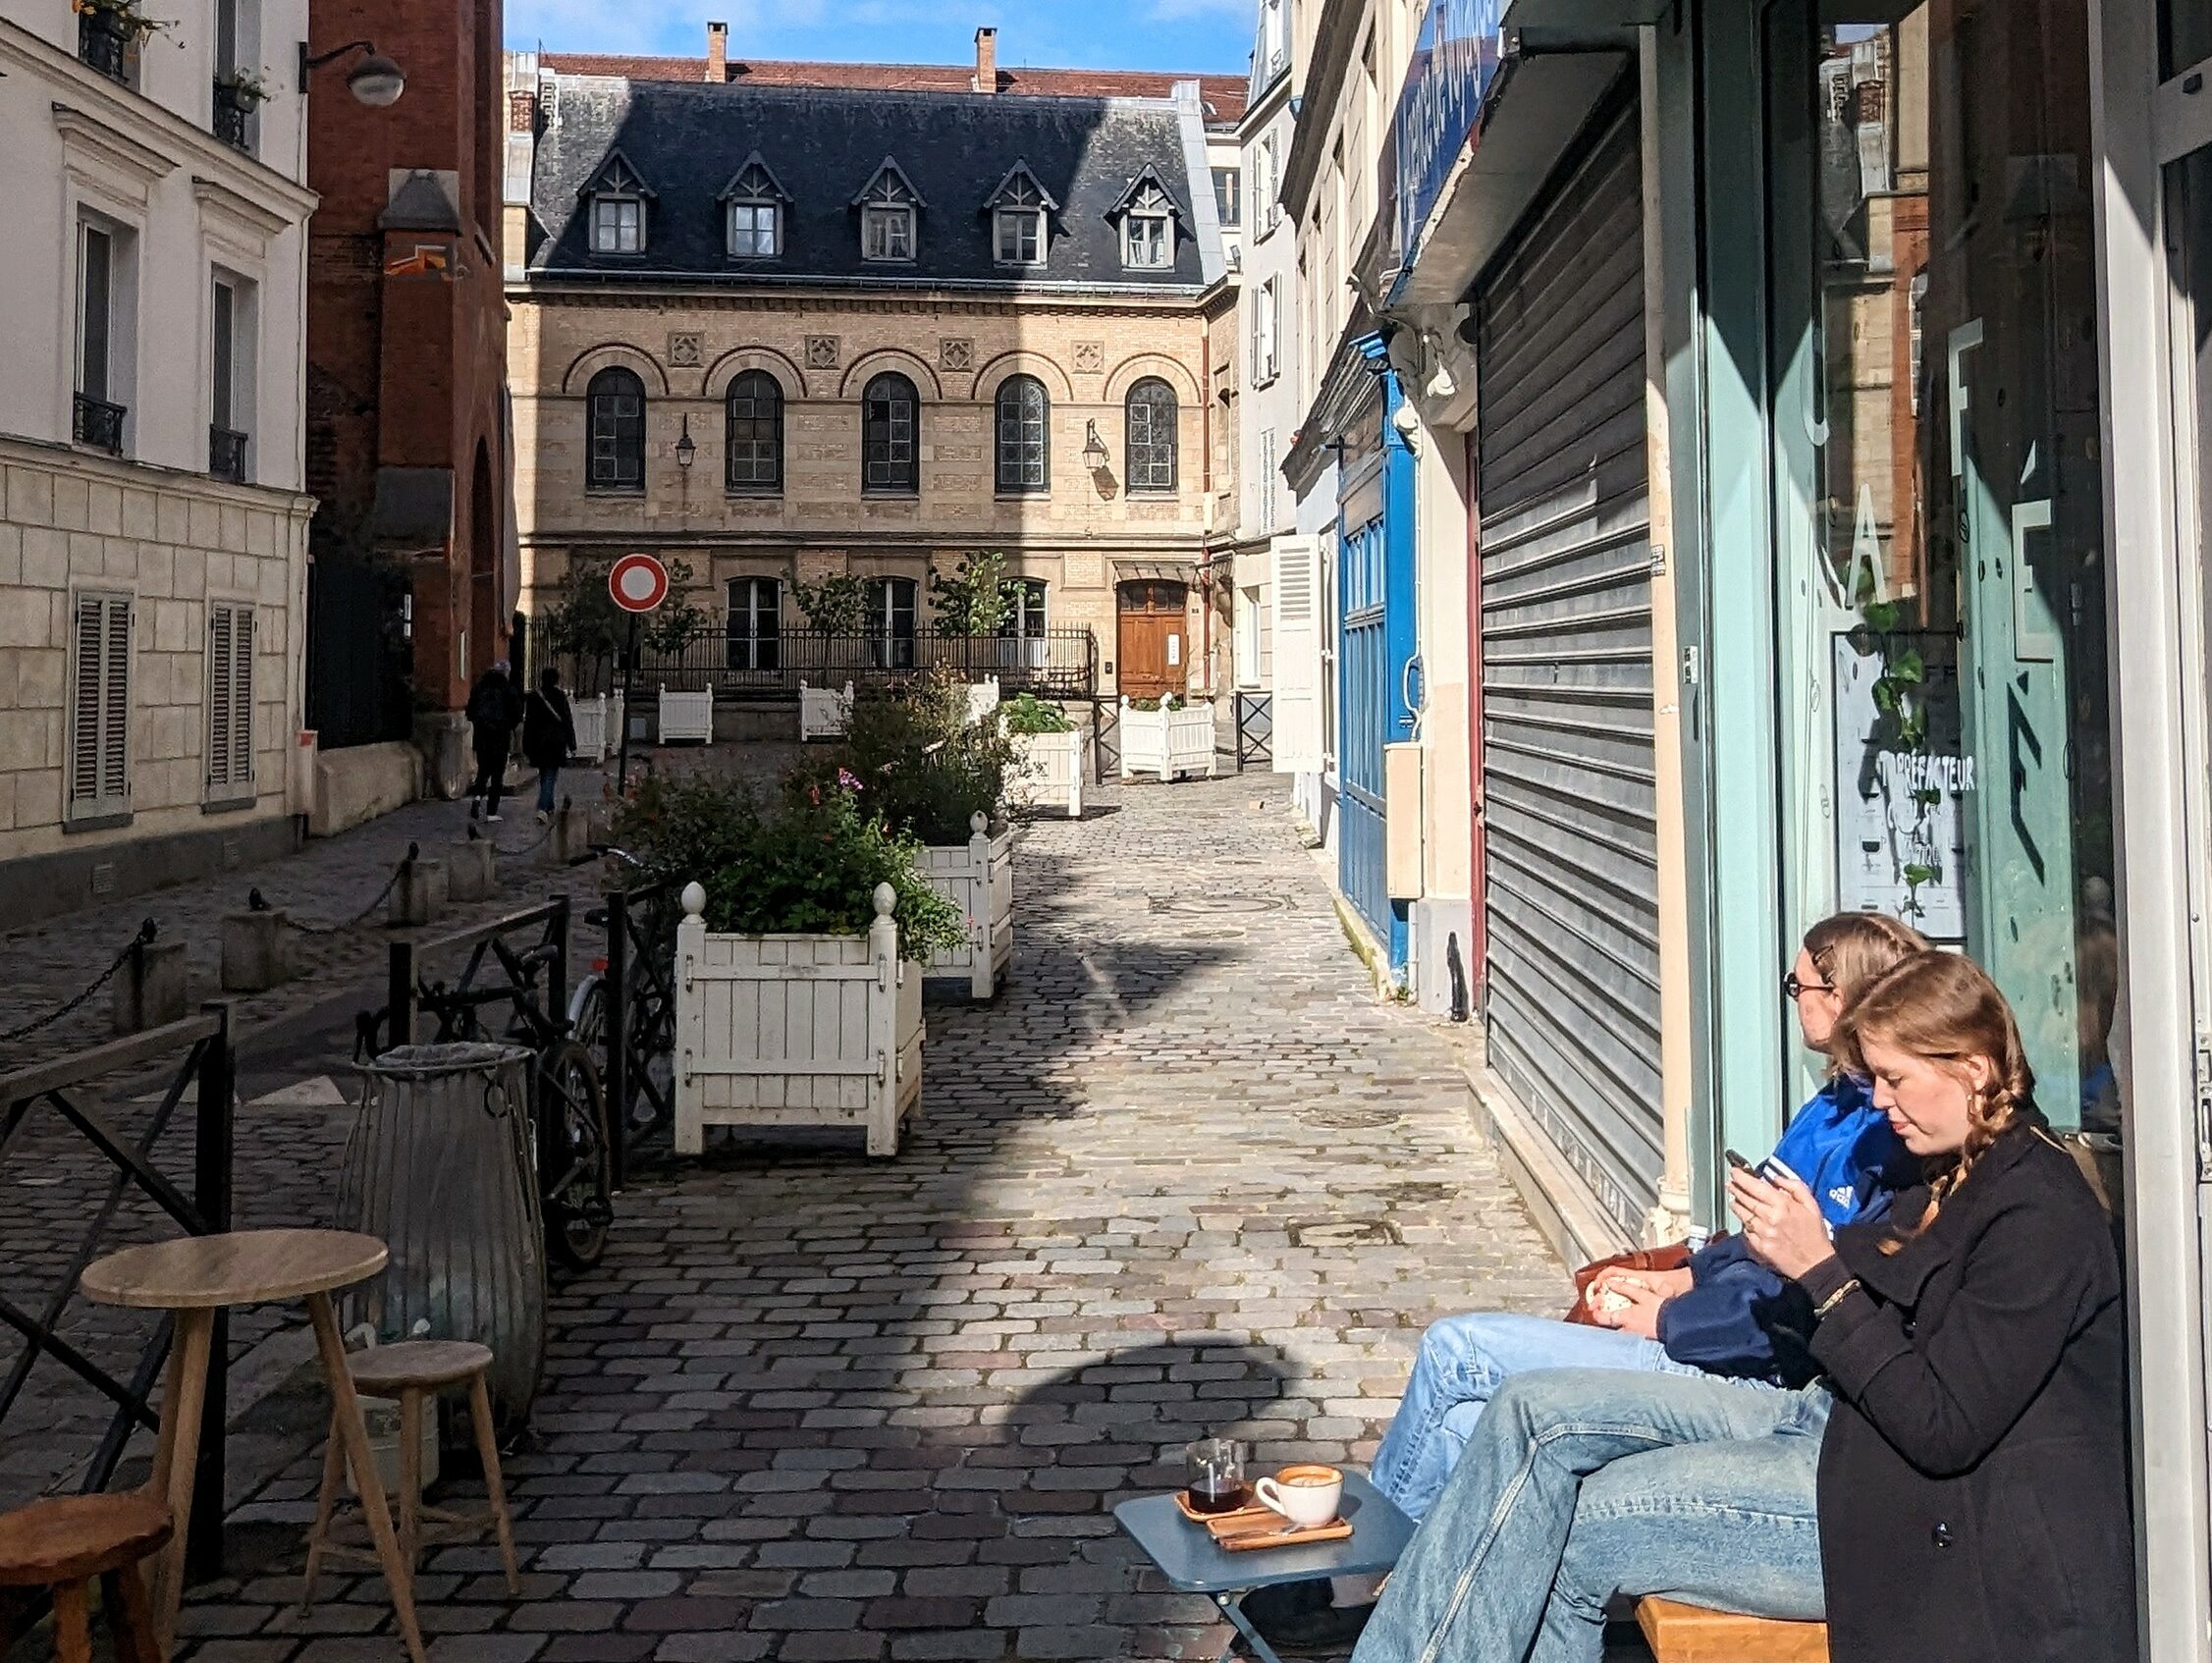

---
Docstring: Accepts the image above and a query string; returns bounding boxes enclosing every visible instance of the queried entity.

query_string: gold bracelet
[1814,1278,1861,1321]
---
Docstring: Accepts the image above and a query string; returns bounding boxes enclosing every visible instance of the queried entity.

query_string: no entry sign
[608,553,670,614]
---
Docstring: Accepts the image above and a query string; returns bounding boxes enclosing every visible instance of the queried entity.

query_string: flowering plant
[214,68,271,107]
[74,0,173,39]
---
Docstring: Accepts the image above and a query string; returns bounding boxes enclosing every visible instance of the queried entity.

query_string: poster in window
[1831,630,1969,943]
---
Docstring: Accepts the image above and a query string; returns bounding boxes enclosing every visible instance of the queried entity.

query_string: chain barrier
[0,918,159,1046]
[256,844,419,938]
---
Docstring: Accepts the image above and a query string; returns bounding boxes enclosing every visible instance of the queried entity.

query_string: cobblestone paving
[151,771,1569,1663]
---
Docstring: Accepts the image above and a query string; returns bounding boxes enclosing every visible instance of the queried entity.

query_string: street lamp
[298,39,407,107]
[1081,420,1108,471]
[675,415,697,472]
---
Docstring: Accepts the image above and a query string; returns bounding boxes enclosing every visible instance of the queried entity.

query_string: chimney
[973,26,998,92]
[706,21,728,83]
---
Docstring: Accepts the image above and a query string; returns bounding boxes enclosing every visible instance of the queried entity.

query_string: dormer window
[720,154,791,261]
[986,163,1058,269]
[853,158,924,264]
[1109,170,1183,271]
[583,152,655,256]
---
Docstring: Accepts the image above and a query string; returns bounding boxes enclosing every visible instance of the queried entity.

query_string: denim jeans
[536,766,560,814]
[1371,1313,1711,1520]
[1352,1368,1829,1663]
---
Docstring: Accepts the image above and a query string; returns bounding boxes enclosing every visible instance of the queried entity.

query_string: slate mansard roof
[527,80,1209,291]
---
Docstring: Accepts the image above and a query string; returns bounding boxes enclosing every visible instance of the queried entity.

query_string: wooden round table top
[81,1229,390,1311]
[0,1492,172,1587]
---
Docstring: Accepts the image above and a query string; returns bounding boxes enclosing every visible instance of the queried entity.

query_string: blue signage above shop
[1388,0,1507,281]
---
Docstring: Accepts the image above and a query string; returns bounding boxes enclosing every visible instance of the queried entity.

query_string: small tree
[543,554,707,661]
[792,573,873,634]
[928,552,1012,637]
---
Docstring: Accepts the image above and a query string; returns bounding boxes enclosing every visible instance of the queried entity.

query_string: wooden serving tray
[1173,1493,1354,1551]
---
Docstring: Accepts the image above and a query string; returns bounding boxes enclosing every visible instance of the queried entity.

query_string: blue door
[1337,372,1418,974]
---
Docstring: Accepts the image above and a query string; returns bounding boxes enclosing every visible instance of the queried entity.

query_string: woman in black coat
[1732,949,2135,1662]
[521,667,578,822]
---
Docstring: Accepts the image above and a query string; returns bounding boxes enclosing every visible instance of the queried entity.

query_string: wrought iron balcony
[78,12,131,81]
[74,394,127,456]
[209,426,248,484]
[212,81,252,152]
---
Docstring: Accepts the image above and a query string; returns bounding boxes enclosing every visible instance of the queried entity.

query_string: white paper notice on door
[1167,635,1181,667]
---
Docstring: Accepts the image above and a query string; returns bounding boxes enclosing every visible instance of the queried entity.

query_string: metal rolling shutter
[1475,100,1660,1233]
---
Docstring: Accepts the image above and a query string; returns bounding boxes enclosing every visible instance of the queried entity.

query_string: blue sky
[506,0,1255,76]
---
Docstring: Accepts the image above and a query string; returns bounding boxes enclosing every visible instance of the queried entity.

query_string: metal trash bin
[337,1043,546,1429]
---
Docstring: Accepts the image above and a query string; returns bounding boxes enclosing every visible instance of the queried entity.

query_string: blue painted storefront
[1336,366,1420,975]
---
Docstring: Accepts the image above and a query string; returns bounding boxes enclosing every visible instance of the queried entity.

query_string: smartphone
[1723,1148,1756,1174]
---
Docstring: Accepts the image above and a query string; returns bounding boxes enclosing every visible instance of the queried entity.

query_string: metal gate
[305,561,414,749]
[1476,96,1660,1232]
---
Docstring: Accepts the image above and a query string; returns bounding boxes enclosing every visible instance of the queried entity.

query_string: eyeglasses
[1782,971,1835,1000]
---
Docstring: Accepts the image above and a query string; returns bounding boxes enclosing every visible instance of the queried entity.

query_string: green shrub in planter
[614,773,965,960]
[822,667,1020,846]
[1124,694,1187,713]
[1001,693,1073,735]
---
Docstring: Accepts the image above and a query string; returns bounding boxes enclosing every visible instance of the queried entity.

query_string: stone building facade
[505,31,1244,707]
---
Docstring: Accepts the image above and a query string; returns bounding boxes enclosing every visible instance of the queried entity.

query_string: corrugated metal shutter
[1476,99,1660,1233]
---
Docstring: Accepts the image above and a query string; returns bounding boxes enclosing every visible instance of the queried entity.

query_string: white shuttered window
[69,593,133,819]
[1269,535,1323,772]
[207,603,255,795]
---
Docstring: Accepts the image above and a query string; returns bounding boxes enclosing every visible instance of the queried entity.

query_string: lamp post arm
[297,39,377,91]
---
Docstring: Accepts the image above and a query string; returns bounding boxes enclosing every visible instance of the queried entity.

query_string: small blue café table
[1112,1473,1416,1663]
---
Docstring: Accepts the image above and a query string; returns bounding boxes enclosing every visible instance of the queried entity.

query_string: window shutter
[208,604,255,793]
[232,606,255,787]
[71,593,131,817]
[1269,535,1324,773]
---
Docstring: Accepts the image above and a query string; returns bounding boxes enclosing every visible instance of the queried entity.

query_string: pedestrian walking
[465,658,524,822]
[522,667,579,823]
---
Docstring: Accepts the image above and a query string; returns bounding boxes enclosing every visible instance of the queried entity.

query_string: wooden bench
[1636,1597,1829,1662]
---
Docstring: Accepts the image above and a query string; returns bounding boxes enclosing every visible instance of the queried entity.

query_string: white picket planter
[674,881,924,1158]
[570,694,622,763]
[917,813,1014,998]
[1010,726,1091,819]
[1120,699,1216,782]
[964,675,1001,726]
[800,680,856,741]
[658,686,713,745]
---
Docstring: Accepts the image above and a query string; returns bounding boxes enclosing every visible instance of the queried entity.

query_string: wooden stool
[1636,1597,1830,1662]
[302,1341,519,1611]
[0,1493,172,1663]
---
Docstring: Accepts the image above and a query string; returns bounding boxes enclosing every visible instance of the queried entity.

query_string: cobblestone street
[12,769,1569,1663]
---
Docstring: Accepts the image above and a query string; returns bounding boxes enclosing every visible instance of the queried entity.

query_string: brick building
[504,28,1244,715]
[305,0,514,796]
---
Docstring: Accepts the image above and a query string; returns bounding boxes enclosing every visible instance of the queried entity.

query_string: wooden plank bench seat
[1635,1597,1829,1662]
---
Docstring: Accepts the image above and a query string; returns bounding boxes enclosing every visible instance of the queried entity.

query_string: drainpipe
[1640,27,1695,1246]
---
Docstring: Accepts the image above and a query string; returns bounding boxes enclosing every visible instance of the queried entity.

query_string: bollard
[389,859,449,928]
[220,909,293,992]
[447,836,497,902]
[545,805,594,867]
[112,938,189,1035]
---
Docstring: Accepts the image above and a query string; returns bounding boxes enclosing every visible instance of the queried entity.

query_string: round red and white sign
[608,553,670,614]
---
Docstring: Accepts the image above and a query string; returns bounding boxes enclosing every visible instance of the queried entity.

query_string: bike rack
[600,879,680,1189]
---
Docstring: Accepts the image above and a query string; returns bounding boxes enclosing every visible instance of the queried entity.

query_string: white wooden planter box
[917,814,1014,998]
[1121,699,1216,782]
[674,881,924,1158]
[658,686,713,745]
[570,694,622,763]
[800,680,855,741]
[1010,726,1091,818]
[964,675,1001,726]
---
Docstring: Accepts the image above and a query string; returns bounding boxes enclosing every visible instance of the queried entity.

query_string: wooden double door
[1115,580,1188,700]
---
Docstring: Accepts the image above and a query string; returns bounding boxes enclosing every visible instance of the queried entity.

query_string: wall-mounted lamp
[1081,420,1108,470]
[1423,332,1457,402]
[675,414,697,471]
[298,39,406,106]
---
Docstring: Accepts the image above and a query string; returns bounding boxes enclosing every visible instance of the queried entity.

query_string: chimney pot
[973,26,998,93]
[707,21,728,83]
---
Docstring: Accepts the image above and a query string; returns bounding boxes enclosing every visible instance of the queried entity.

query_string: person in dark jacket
[521,667,578,822]
[1346,950,2134,1663]
[465,659,525,822]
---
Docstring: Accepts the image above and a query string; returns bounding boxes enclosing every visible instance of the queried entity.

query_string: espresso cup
[1254,1463,1344,1529]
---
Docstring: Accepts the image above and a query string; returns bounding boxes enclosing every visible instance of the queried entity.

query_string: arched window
[1125,378,1178,494]
[726,370,782,494]
[586,366,645,493]
[862,372,919,495]
[994,375,1049,494]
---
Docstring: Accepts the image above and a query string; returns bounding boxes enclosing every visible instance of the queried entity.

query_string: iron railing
[211,81,252,151]
[548,625,1098,702]
[209,426,247,484]
[78,12,130,80]
[74,394,127,456]
[0,1006,235,1574]
[1235,692,1274,771]
[594,879,680,1188]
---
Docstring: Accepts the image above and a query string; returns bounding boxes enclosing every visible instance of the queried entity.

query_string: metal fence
[1235,692,1274,771]
[547,626,1098,703]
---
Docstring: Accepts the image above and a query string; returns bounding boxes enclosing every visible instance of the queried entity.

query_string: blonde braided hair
[1829,951,2035,1247]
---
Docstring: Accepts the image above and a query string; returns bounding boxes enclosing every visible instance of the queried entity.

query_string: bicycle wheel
[537,1039,614,1270]
[572,978,608,1053]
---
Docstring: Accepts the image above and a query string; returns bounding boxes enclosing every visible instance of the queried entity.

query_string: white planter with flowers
[658,686,713,744]
[674,881,925,1158]
[801,680,856,741]
[916,813,1015,999]
[1010,727,1092,819]
[1120,698,1216,782]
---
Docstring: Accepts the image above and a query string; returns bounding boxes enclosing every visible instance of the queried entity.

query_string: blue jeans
[536,766,560,814]
[1353,1368,1829,1663]
[1372,1313,1710,1520]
